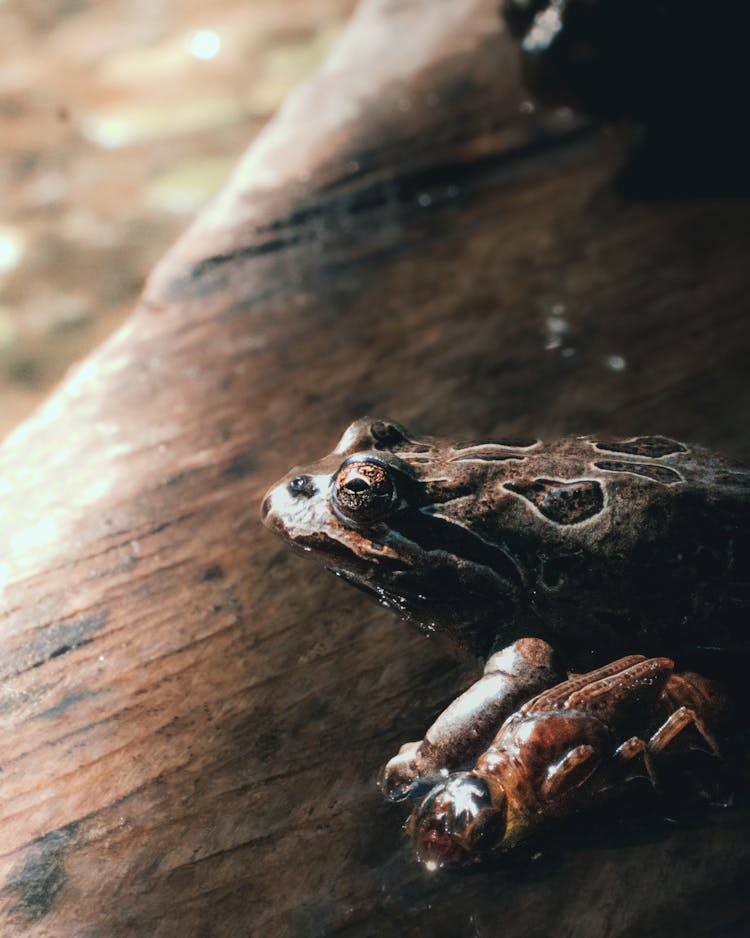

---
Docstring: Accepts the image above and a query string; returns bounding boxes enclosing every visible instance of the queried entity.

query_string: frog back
[475,435,750,662]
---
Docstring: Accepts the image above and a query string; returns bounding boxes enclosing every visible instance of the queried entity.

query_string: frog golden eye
[331,460,395,524]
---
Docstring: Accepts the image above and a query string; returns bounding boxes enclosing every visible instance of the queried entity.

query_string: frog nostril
[288,475,316,498]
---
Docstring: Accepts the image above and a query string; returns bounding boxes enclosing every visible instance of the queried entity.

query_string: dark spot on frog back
[594,460,684,485]
[505,478,605,525]
[594,436,687,458]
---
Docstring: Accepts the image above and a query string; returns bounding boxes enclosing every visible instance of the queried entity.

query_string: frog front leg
[381,637,562,800]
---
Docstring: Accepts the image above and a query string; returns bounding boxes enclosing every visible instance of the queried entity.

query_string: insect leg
[614,736,658,788]
[648,706,721,757]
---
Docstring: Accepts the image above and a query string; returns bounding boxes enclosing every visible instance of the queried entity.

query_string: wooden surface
[1,1,750,935]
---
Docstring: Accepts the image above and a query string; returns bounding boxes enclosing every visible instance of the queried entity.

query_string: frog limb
[381,637,562,801]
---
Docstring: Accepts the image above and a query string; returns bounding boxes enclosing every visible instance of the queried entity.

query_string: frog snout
[260,473,316,524]
[260,494,273,522]
[286,474,316,498]
[260,470,326,541]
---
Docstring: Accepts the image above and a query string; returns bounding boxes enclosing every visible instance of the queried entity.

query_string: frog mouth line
[290,509,525,609]
[289,531,393,567]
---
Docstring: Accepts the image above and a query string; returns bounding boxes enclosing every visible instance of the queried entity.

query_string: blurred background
[0,0,356,441]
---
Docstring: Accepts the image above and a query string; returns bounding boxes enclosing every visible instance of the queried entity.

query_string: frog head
[261,417,529,654]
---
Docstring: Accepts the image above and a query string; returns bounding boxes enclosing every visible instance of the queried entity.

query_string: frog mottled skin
[261,418,750,666]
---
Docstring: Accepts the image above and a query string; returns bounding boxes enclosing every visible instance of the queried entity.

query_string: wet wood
[1,0,749,935]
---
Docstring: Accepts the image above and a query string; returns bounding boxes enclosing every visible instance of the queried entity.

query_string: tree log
[1,1,749,935]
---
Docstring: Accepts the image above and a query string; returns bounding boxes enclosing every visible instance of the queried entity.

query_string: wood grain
[1,1,749,935]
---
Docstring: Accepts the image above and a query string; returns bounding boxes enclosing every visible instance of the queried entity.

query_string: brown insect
[407,654,729,868]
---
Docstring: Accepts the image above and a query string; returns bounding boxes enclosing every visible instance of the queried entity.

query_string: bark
[1,1,749,935]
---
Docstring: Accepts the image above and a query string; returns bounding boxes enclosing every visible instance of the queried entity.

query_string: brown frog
[261,418,748,837]
[262,417,750,661]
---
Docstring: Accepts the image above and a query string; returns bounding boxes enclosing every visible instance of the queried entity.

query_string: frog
[260,417,750,805]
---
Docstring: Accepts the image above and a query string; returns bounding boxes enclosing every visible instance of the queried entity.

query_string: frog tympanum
[261,418,748,862]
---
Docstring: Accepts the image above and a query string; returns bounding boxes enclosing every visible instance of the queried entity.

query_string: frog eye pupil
[332,460,395,524]
[344,478,369,493]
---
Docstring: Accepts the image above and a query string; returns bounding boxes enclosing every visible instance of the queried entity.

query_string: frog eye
[331,459,395,524]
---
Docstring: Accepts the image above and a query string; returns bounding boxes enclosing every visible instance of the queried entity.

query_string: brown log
[1,1,749,935]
